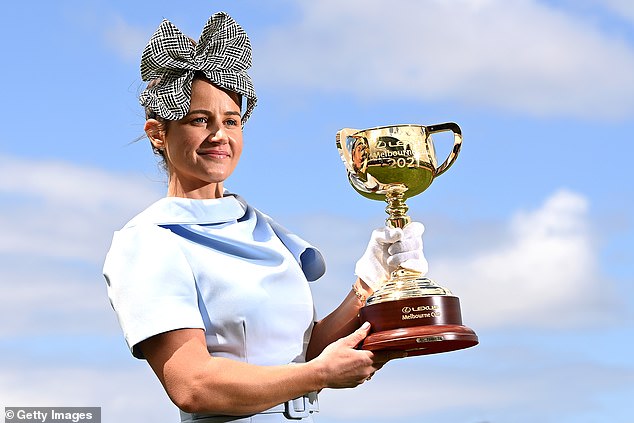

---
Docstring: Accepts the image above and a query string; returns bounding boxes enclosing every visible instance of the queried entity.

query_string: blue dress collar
[125,194,246,227]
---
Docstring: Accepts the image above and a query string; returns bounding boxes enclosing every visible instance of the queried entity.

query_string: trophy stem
[385,187,411,229]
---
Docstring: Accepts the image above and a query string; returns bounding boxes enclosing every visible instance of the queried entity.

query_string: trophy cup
[336,123,478,356]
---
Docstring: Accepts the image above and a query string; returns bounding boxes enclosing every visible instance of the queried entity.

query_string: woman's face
[149,78,243,198]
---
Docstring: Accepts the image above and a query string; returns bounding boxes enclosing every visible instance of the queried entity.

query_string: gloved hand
[355,222,429,291]
[387,222,428,275]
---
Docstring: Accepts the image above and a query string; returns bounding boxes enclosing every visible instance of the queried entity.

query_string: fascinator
[139,12,257,123]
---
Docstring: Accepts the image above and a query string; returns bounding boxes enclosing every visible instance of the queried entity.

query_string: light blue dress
[103,194,325,422]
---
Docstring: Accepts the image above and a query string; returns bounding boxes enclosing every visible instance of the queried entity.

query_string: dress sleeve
[103,224,204,359]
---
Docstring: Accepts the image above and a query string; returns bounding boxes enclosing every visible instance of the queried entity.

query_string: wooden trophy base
[359,295,478,356]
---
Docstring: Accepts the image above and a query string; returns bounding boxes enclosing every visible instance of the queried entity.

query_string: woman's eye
[192,117,207,124]
[225,119,239,127]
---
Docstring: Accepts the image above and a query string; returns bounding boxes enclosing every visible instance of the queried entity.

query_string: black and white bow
[139,12,257,123]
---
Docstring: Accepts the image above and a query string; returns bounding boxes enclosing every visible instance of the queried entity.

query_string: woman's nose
[209,126,229,143]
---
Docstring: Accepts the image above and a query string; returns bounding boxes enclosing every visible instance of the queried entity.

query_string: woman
[103,12,427,423]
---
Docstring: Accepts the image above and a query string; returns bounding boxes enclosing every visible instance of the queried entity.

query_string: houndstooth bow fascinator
[139,12,257,123]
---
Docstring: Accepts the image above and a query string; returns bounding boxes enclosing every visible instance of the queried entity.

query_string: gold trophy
[337,123,478,356]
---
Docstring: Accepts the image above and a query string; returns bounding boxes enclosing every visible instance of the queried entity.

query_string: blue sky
[1,1,633,422]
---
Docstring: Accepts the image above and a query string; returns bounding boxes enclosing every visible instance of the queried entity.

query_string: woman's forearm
[141,323,378,416]
[181,355,324,415]
[142,329,323,415]
[306,278,373,361]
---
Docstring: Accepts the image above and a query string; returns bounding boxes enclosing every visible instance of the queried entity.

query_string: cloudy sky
[1,1,632,422]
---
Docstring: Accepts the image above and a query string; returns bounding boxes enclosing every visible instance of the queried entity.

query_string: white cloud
[600,0,634,23]
[306,189,617,330]
[319,363,511,419]
[103,16,150,62]
[0,364,178,422]
[64,4,149,64]
[316,349,634,421]
[254,0,634,119]
[0,258,115,336]
[0,154,162,263]
[0,154,162,336]
[433,189,615,329]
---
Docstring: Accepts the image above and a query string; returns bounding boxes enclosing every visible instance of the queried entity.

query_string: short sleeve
[103,224,204,359]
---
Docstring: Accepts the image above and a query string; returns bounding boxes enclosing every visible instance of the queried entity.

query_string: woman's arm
[307,221,428,360]
[139,321,381,416]
[305,278,374,361]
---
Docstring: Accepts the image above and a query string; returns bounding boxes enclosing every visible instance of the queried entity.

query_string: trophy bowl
[337,123,478,356]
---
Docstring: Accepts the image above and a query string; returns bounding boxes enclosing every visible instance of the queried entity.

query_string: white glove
[355,222,429,291]
[387,222,428,275]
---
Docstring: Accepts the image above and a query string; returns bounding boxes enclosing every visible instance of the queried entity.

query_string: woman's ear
[144,119,165,151]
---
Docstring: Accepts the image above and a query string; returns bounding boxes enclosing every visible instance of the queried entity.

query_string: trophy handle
[427,122,462,177]
[336,128,360,171]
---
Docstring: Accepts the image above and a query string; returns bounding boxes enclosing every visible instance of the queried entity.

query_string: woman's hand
[387,222,428,275]
[309,322,405,388]
[355,222,429,291]
[139,325,404,415]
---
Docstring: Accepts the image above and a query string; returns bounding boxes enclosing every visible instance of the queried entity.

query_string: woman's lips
[198,149,230,158]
